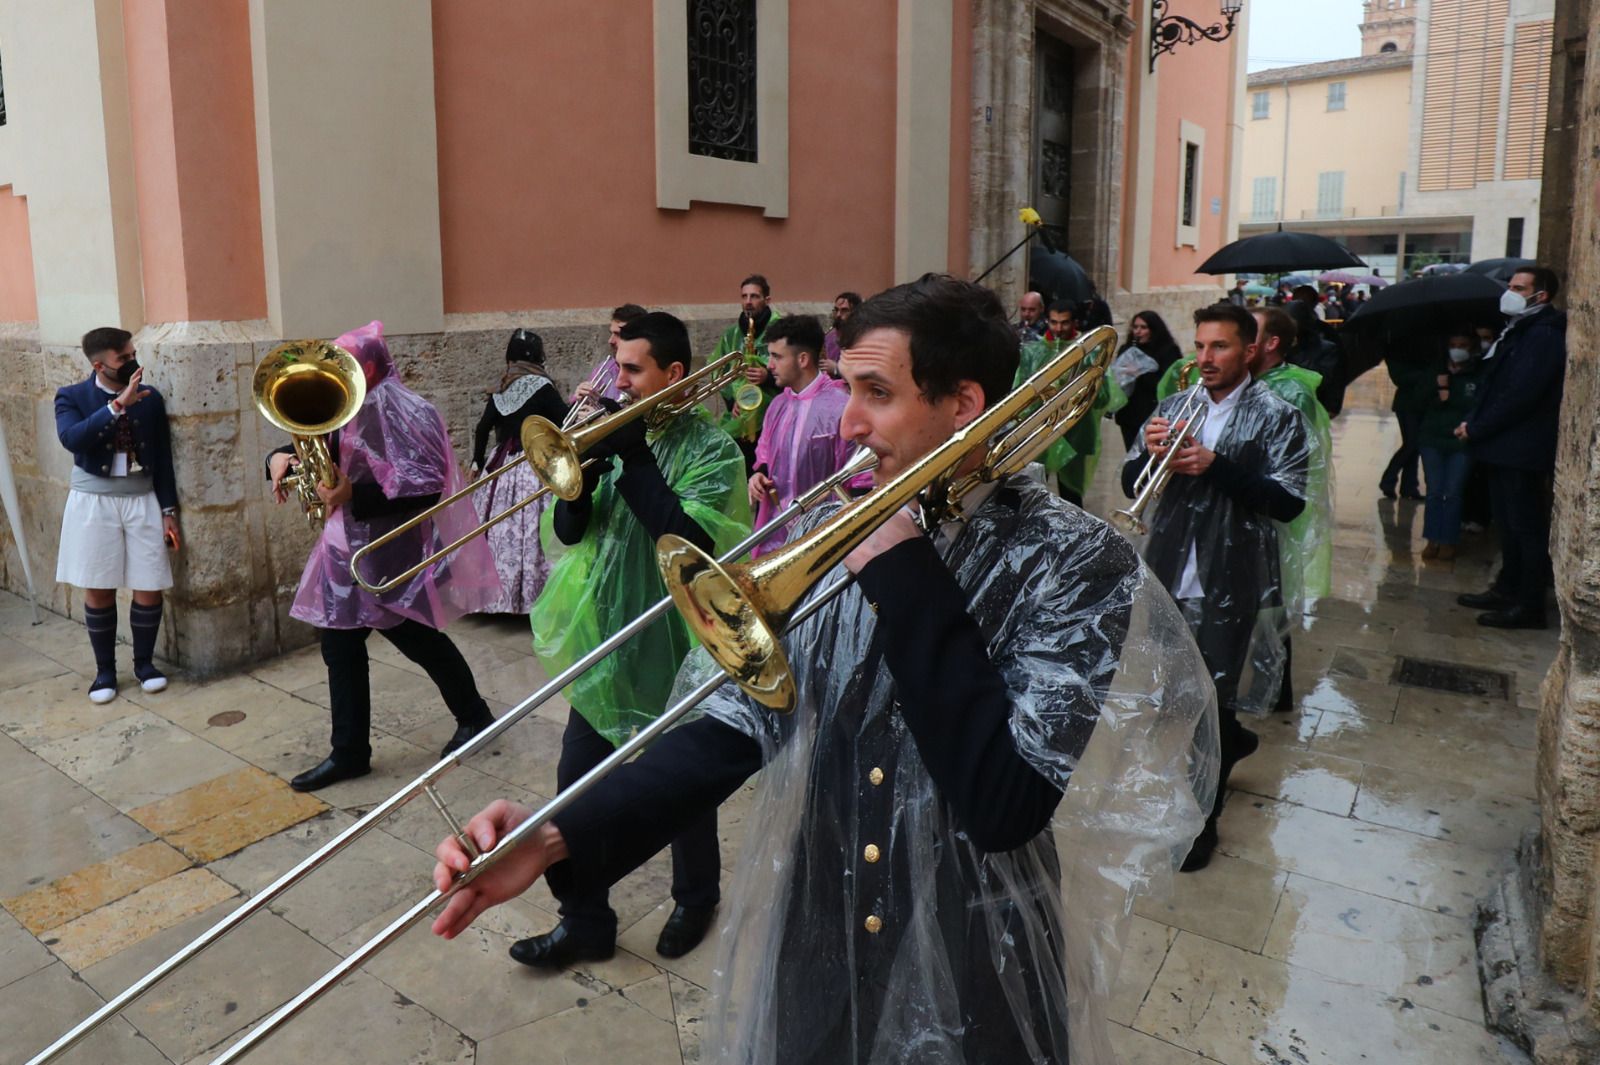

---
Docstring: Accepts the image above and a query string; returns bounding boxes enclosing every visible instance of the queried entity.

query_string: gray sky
[1246,0,1366,72]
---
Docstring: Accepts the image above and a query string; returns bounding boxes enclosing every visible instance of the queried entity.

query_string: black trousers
[1380,409,1423,495]
[1483,463,1553,613]
[320,620,490,762]
[552,707,721,939]
[1179,600,1255,825]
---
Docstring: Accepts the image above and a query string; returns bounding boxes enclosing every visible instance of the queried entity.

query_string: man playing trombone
[435,277,1216,1064]
[520,311,751,967]
[1121,303,1311,871]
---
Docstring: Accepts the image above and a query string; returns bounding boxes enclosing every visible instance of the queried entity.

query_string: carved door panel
[1032,35,1074,237]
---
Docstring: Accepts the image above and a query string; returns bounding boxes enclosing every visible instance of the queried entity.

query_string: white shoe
[140,675,168,693]
[135,665,168,693]
[89,684,118,705]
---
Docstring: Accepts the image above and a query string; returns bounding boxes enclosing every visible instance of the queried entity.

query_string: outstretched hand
[431,800,565,940]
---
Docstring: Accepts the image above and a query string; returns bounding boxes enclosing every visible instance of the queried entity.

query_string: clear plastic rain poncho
[1123,380,1312,717]
[1259,363,1334,611]
[1016,337,1127,497]
[673,475,1220,1065]
[531,407,750,745]
[751,373,853,556]
[290,321,501,630]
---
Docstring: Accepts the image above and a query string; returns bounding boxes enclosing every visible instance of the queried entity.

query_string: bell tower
[1360,0,1417,55]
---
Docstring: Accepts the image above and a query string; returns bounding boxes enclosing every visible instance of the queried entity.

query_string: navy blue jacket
[55,374,179,510]
[1466,308,1567,472]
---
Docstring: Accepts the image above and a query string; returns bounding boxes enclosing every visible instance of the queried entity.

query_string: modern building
[1240,0,1553,279]
[0,0,1245,673]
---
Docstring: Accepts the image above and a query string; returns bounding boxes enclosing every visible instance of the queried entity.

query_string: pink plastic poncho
[752,373,853,556]
[576,354,625,405]
[290,321,501,630]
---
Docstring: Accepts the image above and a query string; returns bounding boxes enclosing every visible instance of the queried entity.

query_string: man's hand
[1166,438,1215,477]
[268,452,297,504]
[116,368,151,410]
[844,506,923,574]
[742,365,768,384]
[1143,417,1172,459]
[314,464,353,512]
[748,471,776,507]
[1454,421,1470,441]
[162,514,181,552]
[431,800,564,939]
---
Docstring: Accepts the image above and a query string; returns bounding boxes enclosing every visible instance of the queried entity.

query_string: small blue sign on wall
[1210,196,1222,215]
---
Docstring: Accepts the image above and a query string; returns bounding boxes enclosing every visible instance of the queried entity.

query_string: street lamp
[1149,0,1243,73]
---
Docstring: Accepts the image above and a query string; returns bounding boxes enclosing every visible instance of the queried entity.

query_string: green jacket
[1259,362,1333,604]
[531,408,751,745]
[1015,335,1126,497]
[1419,361,1484,453]
[1155,355,1197,402]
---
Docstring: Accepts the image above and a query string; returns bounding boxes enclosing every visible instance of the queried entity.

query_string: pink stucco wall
[1145,46,1236,289]
[123,0,266,324]
[431,1,901,313]
[0,188,38,322]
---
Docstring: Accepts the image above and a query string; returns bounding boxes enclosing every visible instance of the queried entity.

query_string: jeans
[1419,447,1472,545]
[321,620,491,762]
[1380,409,1424,495]
[1483,462,1553,613]
[549,707,721,940]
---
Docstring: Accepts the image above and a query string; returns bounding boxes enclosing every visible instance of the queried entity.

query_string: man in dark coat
[1455,265,1568,629]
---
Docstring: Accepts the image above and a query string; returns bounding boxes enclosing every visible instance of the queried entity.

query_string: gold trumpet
[349,349,745,594]
[657,325,1117,711]
[253,341,367,522]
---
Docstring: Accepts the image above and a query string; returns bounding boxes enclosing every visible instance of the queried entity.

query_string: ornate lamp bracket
[1150,0,1242,73]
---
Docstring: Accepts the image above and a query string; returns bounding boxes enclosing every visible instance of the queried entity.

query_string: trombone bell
[659,535,795,711]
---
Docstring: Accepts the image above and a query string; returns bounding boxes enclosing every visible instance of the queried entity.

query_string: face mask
[1500,290,1530,316]
[110,358,140,384]
[1447,347,1471,364]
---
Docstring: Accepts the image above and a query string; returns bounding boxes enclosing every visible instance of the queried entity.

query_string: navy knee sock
[129,601,163,669]
[84,604,117,676]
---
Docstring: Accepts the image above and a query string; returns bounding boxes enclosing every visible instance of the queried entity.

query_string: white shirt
[1173,382,1247,600]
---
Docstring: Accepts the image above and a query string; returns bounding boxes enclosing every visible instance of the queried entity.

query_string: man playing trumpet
[435,277,1215,1064]
[1121,303,1311,870]
[521,311,750,966]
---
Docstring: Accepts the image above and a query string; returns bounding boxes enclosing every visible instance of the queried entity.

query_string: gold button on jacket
[868,767,885,786]
[864,914,883,934]
[863,844,881,864]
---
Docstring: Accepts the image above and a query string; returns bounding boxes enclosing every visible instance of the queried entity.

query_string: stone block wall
[0,303,829,676]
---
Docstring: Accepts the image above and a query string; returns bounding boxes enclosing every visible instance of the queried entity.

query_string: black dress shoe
[1457,589,1515,610]
[655,904,717,959]
[441,713,497,758]
[290,756,371,793]
[1477,608,1548,630]
[1378,484,1397,500]
[508,921,615,969]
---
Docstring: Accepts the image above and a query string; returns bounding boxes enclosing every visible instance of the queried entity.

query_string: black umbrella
[1340,272,1505,378]
[1196,230,1365,275]
[1028,242,1092,306]
[1463,257,1535,283]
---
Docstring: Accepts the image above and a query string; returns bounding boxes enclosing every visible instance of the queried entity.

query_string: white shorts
[56,490,173,591]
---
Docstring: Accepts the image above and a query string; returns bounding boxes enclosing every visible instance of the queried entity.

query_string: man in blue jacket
[1454,266,1567,629]
[54,327,181,702]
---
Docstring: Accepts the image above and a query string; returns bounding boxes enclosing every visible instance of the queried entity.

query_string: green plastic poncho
[1155,354,1197,402]
[1259,362,1334,608]
[713,311,783,444]
[1016,337,1127,498]
[531,408,751,745]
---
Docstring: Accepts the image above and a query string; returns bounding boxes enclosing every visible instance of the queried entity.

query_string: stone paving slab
[46,867,238,971]
[3,839,192,935]
[4,961,172,1065]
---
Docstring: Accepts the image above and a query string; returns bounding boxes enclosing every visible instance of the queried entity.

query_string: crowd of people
[46,260,1566,1063]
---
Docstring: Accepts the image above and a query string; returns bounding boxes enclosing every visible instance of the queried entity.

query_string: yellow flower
[1018,207,1043,227]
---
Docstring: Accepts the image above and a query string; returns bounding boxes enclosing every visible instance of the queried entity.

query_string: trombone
[25,444,876,1065]
[27,327,1109,1065]
[252,341,367,522]
[1109,389,1209,536]
[349,348,745,594]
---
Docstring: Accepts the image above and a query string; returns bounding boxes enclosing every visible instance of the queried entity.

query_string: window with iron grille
[1252,91,1269,120]
[1327,81,1346,111]
[687,0,757,162]
[1181,142,1200,228]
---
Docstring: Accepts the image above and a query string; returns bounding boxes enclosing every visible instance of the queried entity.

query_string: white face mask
[1447,347,1472,364]
[1500,289,1535,316]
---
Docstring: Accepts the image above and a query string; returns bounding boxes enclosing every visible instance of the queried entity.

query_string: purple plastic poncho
[290,321,500,630]
[752,373,853,556]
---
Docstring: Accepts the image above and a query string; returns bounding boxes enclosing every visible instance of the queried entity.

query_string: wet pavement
[0,370,1547,1064]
